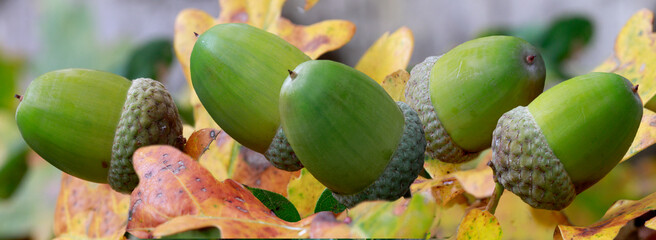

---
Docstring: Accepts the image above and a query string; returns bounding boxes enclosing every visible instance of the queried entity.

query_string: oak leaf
[125,145,313,238]
[53,174,129,240]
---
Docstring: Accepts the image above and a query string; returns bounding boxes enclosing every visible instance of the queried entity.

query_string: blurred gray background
[1,0,655,90]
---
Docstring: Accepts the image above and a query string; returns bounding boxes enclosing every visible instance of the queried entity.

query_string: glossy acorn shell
[528,72,642,192]
[279,60,404,195]
[190,23,310,153]
[16,69,130,183]
[430,36,545,152]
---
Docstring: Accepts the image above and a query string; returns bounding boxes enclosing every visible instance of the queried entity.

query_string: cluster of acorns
[16,23,642,211]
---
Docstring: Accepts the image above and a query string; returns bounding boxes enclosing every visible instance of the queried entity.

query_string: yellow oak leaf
[556,191,656,239]
[54,174,129,240]
[494,190,570,239]
[287,168,325,218]
[381,69,410,102]
[591,9,656,162]
[356,27,414,84]
[456,209,502,240]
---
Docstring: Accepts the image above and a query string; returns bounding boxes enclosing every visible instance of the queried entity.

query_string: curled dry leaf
[126,146,314,238]
[556,191,656,239]
[355,27,414,84]
[54,174,129,240]
[456,209,502,240]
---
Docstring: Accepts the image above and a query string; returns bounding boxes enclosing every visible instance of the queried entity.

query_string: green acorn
[191,23,310,171]
[15,69,185,193]
[405,36,546,163]
[280,60,426,208]
[490,72,642,210]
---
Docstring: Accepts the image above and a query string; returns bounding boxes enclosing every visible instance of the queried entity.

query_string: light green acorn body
[280,60,426,207]
[491,72,643,210]
[191,23,310,171]
[16,69,184,193]
[406,36,546,163]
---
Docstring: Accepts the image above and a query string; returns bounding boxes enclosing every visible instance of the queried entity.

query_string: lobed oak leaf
[53,174,129,240]
[556,191,656,239]
[125,145,313,238]
[356,26,414,84]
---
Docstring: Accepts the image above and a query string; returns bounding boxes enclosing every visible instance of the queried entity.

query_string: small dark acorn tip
[526,55,535,65]
[193,32,199,37]
[14,94,22,102]
[288,69,297,80]
[632,84,639,93]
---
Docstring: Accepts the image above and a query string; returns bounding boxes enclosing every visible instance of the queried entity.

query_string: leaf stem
[486,182,504,215]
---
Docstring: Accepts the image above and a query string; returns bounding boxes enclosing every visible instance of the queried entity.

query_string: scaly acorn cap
[109,78,185,193]
[280,60,425,207]
[405,36,545,163]
[490,72,642,210]
[191,23,309,171]
[15,69,184,193]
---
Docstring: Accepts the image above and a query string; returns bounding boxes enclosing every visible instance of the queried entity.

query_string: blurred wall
[1,0,655,86]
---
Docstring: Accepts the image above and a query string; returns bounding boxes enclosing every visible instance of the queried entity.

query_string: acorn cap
[264,126,303,171]
[191,23,310,155]
[491,106,576,210]
[491,72,642,210]
[280,60,406,195]
[16,69,131,183]
[109,78,185,193]
[429,36,545,152]
[333,101,425,207]
[405,56,479,163]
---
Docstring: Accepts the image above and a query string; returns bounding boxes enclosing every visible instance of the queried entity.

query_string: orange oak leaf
[184,128,297,196]
[183,128,220,160]
[54,174,129,239]
[356,27,414,84]
[231,147,299,196]
[556,191,656,239]
[125,145,313,238]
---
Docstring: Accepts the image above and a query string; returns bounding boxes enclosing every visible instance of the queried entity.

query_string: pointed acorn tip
[288,69,297,80]
[193,32,199,37]
[525,55,535,65]
[632,84,639,93]
[14,94,22,102]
